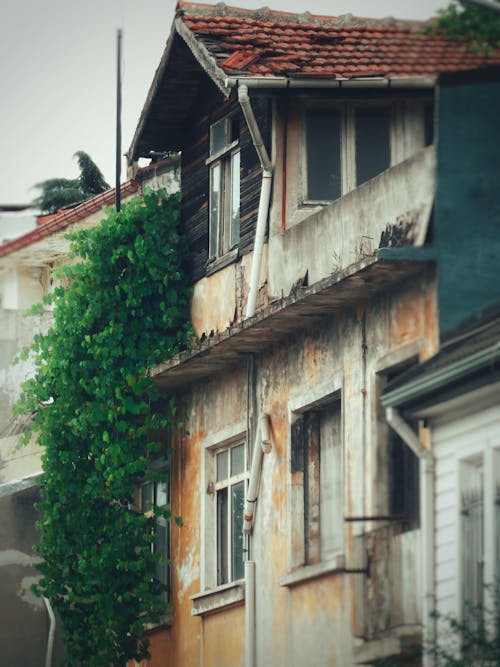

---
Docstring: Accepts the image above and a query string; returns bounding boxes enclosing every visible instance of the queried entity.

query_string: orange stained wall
[147,271,438,667]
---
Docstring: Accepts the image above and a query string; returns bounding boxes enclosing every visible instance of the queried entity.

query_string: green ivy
[15,189,192,666]
[427,1,500,53]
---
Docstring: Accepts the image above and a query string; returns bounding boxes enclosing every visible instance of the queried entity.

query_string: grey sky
[0,0,448,205]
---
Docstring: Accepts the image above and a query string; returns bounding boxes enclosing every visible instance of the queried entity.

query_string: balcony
[353,521,422,665]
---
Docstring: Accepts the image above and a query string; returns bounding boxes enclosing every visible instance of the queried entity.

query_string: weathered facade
[126,4,500,666]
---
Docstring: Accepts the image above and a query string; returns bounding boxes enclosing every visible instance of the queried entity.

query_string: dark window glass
[306,110,341,201]
[424,104,434,146]
[231,481,245,580]
[355,108,390,186]
[389,431,419,528]
[217,488,228,585]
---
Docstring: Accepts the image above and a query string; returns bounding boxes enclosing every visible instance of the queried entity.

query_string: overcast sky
[0,0,449,205]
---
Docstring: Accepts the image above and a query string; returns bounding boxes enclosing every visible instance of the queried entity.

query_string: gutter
[237,85,273,319]
[225,76,435,90]
[385,407,435,667]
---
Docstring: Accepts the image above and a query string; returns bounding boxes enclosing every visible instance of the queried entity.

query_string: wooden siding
[432,404,500,619]
[181,84,270,283]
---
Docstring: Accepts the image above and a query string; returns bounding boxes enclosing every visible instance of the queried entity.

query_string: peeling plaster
[18,575,44,611]
[0,549,41,568]
[177,547,196,600]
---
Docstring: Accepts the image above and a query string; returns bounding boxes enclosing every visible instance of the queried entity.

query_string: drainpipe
[243,414,272,667]
[43,596,55,667]
[237,85,273,319]
[386,407,435,667]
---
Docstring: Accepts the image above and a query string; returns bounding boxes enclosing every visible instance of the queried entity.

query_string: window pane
[231,481,245,581]
[319,401,342,559]
[155,518,169,586]
[306,110,341,201]
[461,459,484,617]
[141,482,154,512]
[211,119,227,154]
[230,150,240,248]
[355,107,390,186]
[217,488,229,585]
[156,479,168,507]
[424,104,434,146]
[209,164,221,258]
[231,443,245,476]
[217,450,228,482]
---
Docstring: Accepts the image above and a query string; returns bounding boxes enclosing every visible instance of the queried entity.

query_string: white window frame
[457,442,500,619]
[206,117,240,261]
[281,377,345,587]
[301,99,428,205]
[199,421,248,592]
[213,440,246,586]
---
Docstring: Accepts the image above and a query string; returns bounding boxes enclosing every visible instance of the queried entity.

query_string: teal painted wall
[436,70,500,338]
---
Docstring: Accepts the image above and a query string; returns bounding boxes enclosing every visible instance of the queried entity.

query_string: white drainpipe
[243,414,272,667]
[386,407,435,667]
[237,85,273,319]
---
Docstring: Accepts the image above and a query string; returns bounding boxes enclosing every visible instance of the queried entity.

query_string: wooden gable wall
[181,81,271,283]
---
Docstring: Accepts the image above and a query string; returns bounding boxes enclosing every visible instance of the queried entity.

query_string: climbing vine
[16,189,192,666]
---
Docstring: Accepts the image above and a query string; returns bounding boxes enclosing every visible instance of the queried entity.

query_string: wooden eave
[128,19,230,162]
[150,255,435,392]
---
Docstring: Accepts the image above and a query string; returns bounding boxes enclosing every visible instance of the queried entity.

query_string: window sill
[206,248,239,276]
[190,580,245,616]
[144,613,173,632]
[279,554,345,587]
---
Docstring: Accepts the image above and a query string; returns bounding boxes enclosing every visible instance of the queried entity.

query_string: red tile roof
[0,180,140,259]
[178,1,500,80]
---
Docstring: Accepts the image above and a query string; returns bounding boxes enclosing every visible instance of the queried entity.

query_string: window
[461,457,485,619]
[377,360,420,530]
[304,102,408,202]
[208,117,240,260]
[139,456,171,603]
[214,441,246,585]
[291,396,343,566]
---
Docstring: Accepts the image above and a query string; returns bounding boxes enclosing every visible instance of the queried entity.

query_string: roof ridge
[178,1,425,28]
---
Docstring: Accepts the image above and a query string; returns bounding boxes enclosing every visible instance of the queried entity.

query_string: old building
[126,3,500,666]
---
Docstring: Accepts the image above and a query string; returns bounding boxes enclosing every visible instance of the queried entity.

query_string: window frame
[456,442,500,623]
[376,354,421,531]
[301,98,429,206]
[206,117,241,262]
[199,421,248,593]
[282,379,345,586]
[138,454,172,606]
[214,441,246,586]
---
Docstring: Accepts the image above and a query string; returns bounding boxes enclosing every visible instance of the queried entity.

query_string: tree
[33,151,110,214]
[429,0,500,52]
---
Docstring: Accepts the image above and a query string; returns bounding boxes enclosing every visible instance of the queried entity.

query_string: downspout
[237,85,273,319]
[386,407,435,667]
[243,414,272,667]
[43,596,56,667]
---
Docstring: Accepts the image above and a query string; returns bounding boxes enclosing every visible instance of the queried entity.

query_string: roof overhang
[128,17,232,162]
[150,254,435,392]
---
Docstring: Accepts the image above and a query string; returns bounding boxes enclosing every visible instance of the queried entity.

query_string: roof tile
[180,1,500,81]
